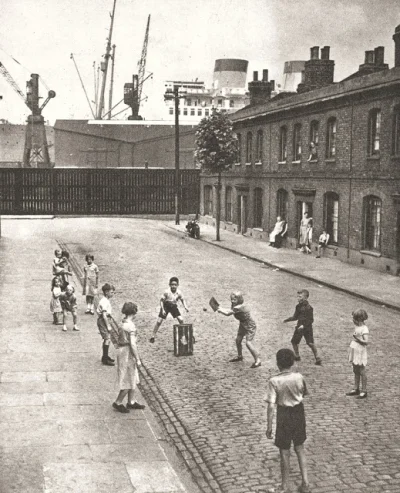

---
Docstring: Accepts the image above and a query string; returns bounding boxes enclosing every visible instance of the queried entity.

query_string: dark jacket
[284,300,314,329]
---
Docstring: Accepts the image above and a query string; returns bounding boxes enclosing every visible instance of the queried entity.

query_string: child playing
[50,277,63,325]
[346,309,369,399]
[217,291,261,368]
[60,285,79,332]
[150,277,189,343]
[316,230,330,258]
[97,283,116,366]
[112,302,146,413]
[53,250,73,290]
[83,254,99,314]
[283,289,322,365]
[266,348,311,493]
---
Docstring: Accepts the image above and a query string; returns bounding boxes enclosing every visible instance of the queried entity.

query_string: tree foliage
[194,110,238,171]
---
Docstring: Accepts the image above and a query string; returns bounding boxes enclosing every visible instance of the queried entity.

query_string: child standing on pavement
[283,289,322,365]
[266,348,311,493]
[97,283,116,366]
[217,291,261,368]
[346,309,369,399]
[60,285,79,332]
[50,276,63,325]
[112,302,146,413]
[150,277,189,343]
[83,254,99,314]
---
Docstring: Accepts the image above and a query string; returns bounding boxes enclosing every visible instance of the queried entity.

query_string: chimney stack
[374,46,385,66]
[393,25,400,67]
[365,50,374,64]
[248,68,274,106]
[297,45,334,93]
[358,46,388,77]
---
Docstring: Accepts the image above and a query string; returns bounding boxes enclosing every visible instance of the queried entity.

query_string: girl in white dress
[113,302,146,413]
[346,309,369,399]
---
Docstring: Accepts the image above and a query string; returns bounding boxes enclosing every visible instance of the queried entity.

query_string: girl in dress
[50,276,63,325]
[83,254,99,314]
[113,302,146,413]
[346,309,369,399]
[299,212,313,254]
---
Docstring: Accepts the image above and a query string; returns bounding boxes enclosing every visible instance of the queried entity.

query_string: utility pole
[108,44,116,120]
[97,0,117,119]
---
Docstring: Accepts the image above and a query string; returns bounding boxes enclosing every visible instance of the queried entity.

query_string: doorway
[237,195,248,234]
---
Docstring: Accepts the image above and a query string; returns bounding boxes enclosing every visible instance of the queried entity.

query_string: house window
[187,99,192,106]
[204,186,213,216]
[368,109,381,156]
[236,133,242,163]
[279,126,287,162]
[194,100,198,106]
[256,130,263,163]
[230,100,234,108]
[277,189,288,220]
[246,132,253,163]
[324,192,339,244]
[205,109,210,117]
[225,187,232,222]
[183,108,188,116]
[293,123,302,161]
[326,117,337,158]
[198,109,202,116]
[190,108,195,116]
[253,188,263,228]
[310,120,319,146]
[363,195,381,251]
[218,99,223,107]
[392,106,400,156]
[169,107,173,115]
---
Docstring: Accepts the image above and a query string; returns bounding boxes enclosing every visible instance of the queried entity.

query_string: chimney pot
[262,69,268,82]
[365,50,374,64]
[374,46,385,66]
[270,80,275,91]
[393,26,400,67]
[253,71,258,82]
[310,46,319,60]
[321,46,330,60]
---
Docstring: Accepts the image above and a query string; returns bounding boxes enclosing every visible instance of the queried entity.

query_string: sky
[0,0,398,124]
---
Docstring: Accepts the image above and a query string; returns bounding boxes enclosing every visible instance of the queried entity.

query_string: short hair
[276,348,295,369]
[169,277,179,285]
[122,302,138,316]
[85,254,94,262]
[231,291,244,305]
[297,289,309,298]
[66,285,75,293]
[54,249,62,256]
[102,283,115,294]
[61,250,70,259]
[352,309,368,323]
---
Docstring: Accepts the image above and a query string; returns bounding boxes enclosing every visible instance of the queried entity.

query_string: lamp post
[164,86,186,225]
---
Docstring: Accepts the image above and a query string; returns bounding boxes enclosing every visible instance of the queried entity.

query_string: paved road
[2,217,400,493]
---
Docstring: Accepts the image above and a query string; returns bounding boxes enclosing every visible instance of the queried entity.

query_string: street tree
[194,110,238,241]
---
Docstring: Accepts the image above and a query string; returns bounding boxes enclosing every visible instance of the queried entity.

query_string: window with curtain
[363,195,382,251]
[236,133,242,163]
[368,109,381,156]
[293,123,302,161]
[256,130,263,163]
[279,126,287,162]
[246,132,253,163]
[324,192,339,244]
[326,117,337,158]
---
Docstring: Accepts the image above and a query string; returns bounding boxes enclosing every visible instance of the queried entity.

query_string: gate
[0,168,200,215]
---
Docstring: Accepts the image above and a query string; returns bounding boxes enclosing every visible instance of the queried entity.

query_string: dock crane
[0,61,55,167]
[124,14,151,120]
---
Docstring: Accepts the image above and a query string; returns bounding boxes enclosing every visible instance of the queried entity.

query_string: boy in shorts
[150,277,188,343]
[266,348,311,493]
[97,283,116,366]
[283,289,322,365]
[60,285,79,332]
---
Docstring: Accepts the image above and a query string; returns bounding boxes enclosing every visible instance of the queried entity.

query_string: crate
[173,324,194,356]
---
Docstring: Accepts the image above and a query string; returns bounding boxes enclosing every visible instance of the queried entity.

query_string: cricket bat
[209,297,220,312]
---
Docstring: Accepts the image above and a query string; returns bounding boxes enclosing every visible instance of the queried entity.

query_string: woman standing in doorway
[299,212,313,254]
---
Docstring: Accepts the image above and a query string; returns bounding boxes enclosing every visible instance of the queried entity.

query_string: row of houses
[200,25,400,275]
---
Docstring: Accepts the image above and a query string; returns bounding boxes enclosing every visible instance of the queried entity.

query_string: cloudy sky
[0,0,398,124]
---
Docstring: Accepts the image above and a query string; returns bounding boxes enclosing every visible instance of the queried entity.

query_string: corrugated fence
[0,168,200,215]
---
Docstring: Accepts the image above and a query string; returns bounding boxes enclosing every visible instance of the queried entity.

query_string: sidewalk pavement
[170,221,400,312]
[0,225,196,493]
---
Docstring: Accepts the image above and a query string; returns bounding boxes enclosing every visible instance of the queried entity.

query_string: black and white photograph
[1,1,400,492]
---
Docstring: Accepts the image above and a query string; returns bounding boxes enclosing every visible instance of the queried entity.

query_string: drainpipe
[347,101,354,259]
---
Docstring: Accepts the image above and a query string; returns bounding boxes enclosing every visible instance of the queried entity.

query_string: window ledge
[245,162,252,166]
[292,160,301,164]
[278,161,287,165]
[325,158,336,163]
[255,161,262,166]
[366,155,380,161]
[253,227,264,232]
[307,159,318,163]
[234,162,241,166]
[360,249,382,258]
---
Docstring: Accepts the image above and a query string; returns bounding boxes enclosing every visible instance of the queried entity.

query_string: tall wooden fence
[0,168,200,215]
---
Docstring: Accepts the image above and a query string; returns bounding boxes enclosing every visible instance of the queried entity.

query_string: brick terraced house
[200,25,400,275]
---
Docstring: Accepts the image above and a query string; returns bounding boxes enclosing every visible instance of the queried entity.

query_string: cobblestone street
[2,217,400,493]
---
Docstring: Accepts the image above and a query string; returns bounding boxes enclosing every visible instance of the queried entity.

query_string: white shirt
[265,370,308,407]
[97,297,112,317]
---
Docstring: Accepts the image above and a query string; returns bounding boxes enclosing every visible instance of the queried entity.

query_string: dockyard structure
[164,59,250,122]
[200,25,400,275]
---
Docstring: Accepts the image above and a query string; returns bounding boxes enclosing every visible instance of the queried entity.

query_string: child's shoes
[73,326,80,331]
[357,391,367,399]
[62,326,67,332]
[229,356,243,362]
[298,483,312,493]
[346,389,360,396]
[85,309,91,314]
